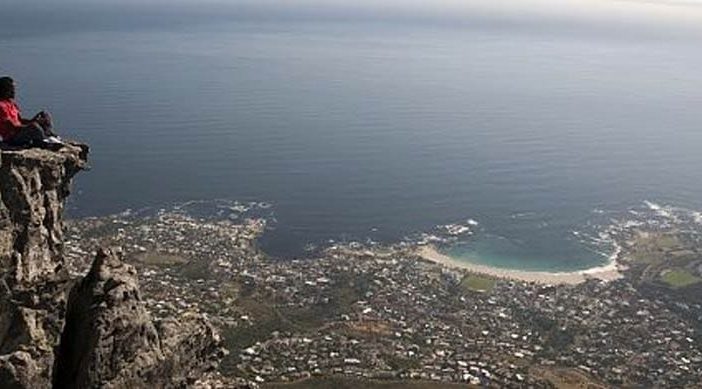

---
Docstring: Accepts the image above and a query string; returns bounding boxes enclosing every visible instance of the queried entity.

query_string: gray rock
[0,143,88,284]
[0,145,223,389]
[0,144,87,388]
[54,249,223,388]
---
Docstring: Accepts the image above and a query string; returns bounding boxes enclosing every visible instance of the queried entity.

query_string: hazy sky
[3,0,702,38]
[8,0,702,20]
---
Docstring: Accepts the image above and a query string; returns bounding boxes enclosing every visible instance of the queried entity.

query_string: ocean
[2,1,702,270]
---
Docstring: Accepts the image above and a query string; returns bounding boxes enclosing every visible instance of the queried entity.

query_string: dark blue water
[2,2,702,269]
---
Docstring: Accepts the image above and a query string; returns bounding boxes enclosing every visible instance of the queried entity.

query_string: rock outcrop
[0,144,87,388]
[53,249,222,388]
[0,144,222,388]
[0,144,87,284]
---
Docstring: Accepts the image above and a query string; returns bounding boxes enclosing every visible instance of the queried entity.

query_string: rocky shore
[0,144,223,388]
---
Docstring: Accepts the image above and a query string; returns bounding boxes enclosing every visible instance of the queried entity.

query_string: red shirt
[0,99,22,141]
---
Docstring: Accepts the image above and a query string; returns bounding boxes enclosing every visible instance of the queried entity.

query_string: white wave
[622,220,644,228]
[643,200,662,211]
[510,212,535,219]
[643,200,675,220]
[229,204,250,213]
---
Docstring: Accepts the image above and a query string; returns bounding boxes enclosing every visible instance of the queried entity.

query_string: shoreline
[416,245,623,285]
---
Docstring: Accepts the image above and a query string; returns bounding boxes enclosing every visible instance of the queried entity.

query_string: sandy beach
[417,245,623,285]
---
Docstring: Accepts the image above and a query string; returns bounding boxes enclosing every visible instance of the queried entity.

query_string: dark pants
[7,123,50,147]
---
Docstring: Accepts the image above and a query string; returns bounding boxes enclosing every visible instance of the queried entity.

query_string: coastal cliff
[0,145,222,388]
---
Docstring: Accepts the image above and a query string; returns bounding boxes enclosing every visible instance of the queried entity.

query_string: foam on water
[67,198,702,270]
[436,201,702,273]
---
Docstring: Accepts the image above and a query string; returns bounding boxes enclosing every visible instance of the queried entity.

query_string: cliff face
[0,144,87,388]
[0,144,222,388]
[53,248,222,388]
[0,146,87,284]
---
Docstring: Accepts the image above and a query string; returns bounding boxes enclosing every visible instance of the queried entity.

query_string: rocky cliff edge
[0,144,223,388]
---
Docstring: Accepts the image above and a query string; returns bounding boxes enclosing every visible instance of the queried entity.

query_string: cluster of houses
[64,210,702,387]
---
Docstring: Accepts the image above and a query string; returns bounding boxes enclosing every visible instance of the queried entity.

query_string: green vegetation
[263,376,474,389]
[177,258,212,279]
[531,367,608,389]
[625,231,702,295]
[220,296,294,375]
[221,272,372,374]
[385,354,421,371]
[511,306,574,353]
[132,251,187,266]
[661,269,701,288]
[460,274,496,292]
[627,233,683,264]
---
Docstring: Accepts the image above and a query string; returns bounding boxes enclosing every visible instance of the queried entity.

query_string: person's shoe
[44,136,64,144]
[39,138,65,151]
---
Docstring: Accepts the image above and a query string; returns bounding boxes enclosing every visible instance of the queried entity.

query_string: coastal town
[63,202,702,388]
[4,0,702,388]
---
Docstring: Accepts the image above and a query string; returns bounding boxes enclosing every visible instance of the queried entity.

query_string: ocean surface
[2,2,702,270]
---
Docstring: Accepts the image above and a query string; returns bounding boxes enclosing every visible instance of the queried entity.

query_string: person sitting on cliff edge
[0,76,62,148]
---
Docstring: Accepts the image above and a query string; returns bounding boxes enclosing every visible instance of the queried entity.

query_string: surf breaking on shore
[417,245,623,285]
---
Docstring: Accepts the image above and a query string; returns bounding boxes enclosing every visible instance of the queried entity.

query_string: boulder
[53,249,223,388]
